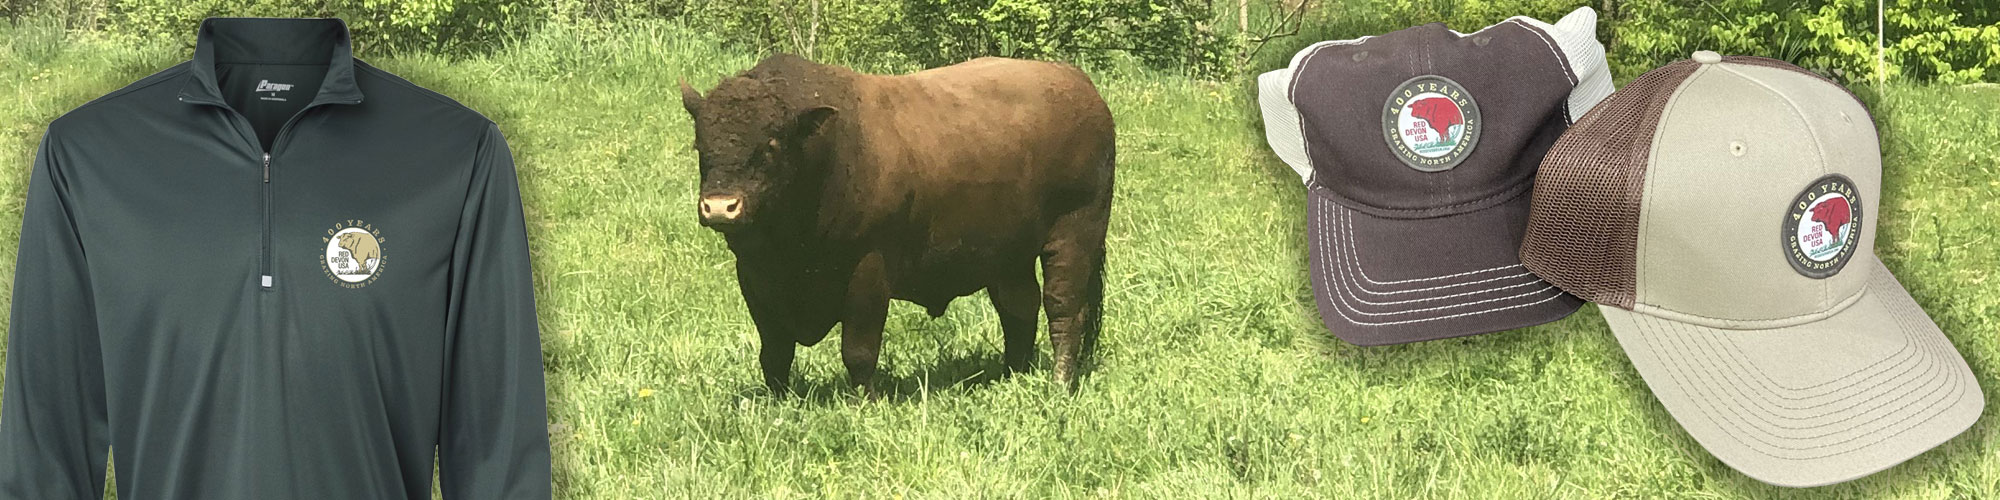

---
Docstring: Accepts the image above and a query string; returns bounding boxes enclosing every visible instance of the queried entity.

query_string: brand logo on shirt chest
[321,220,386,288]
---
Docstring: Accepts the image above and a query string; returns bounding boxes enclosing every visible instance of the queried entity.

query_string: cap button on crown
[1692,50,1723,64]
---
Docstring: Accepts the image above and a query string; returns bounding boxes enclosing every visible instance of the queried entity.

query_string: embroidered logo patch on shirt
[321,220,386,288]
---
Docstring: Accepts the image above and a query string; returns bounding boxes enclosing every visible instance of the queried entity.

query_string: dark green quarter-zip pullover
[0,18,551,499]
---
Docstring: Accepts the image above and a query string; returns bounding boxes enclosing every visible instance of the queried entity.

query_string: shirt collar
[178,18,364,107]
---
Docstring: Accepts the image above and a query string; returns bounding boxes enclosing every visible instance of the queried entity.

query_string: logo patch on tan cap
[1783,175,1861,278]
[1382,75,1481,172]
[321,220,386,288]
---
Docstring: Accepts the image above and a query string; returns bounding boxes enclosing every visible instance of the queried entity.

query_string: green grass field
[1,19,1996,499]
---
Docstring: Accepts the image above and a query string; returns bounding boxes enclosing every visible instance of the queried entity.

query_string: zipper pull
[263,153,271,183]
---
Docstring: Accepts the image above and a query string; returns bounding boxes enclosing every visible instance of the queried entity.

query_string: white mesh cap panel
[1257,68,1311,184]
[1262,36,1370,185]
[1512,7,1614,123]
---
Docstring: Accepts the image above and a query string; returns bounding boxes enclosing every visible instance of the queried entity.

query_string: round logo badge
[1781,175,1862,279]
[321,220,385,288]
[1382,75,1481,172]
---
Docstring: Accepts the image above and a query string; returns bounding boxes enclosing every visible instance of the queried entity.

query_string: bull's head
[679,77,837,232]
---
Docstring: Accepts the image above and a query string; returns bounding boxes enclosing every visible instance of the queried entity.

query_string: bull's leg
[987,259,1042,374]
[758,336,796,395]
[841,253,891,396]
[741,267,804,396]
[745,291,798,395]
[1041,207,1110,387]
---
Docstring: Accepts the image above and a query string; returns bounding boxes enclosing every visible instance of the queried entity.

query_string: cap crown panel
[1634,62,1881,326]
[1292,22,1575,217]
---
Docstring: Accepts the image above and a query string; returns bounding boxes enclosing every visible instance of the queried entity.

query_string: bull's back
[856,59,1120,205]
[845,58,1115,303]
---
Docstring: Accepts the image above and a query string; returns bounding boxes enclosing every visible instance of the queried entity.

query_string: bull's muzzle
[699,194,745,229]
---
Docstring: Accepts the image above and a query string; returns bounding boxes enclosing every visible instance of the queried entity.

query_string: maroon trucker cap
[1257,8,1612,345]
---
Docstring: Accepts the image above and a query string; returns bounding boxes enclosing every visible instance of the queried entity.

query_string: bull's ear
[679,79,703,119]
[784,105,839,142]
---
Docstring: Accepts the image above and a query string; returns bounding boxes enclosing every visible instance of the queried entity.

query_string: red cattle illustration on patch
[1409,97,1464,140]
[1810,197,1852,236]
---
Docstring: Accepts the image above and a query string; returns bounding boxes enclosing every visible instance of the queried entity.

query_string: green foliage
[1885,0,2000,84]
[0,0,106,30]
[5,1,1997,93]
[900,0,1120,67]
[1270,0,1994,84]
[1599,0,1998,83]
[1120,0,1237,79]
[686,0,1238,78]
[1361,0,1592,31]
[1351,0,1864,81]
[689,0,913,72]
[1799,0,1881,81]
[97,0,535,54]
[546,0,692,20]
[71,0,692,55]
[1606,0,1861,80]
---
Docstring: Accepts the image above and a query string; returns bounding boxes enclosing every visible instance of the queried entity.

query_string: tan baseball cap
[1520,51,1982,487]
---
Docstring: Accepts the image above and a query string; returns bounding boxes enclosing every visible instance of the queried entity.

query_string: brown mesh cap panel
[1518,60,1702,308]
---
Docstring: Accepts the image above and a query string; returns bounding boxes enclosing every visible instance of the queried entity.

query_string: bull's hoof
[1054,363,1079,390]
[764,379,792,397]
[850,384,883,402]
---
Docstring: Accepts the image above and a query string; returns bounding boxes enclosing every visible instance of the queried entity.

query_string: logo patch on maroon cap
[1382,75,1481,172]
[1782,174,1862,279]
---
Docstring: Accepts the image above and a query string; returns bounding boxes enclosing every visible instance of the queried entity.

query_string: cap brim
[1601,257,1982,487]
[1305,183,1583,345]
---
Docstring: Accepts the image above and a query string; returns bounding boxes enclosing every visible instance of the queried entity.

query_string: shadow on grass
[728,350,1057,406]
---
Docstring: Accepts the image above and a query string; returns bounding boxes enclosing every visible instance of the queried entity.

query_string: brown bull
[679,55,1116,394]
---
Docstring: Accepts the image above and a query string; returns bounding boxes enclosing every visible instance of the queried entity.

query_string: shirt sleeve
[0,131,111,498]
[437,123,552,498]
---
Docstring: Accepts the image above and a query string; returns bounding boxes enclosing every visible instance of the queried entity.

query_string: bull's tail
[1046,143,1114,386]
[1081,148,1113,365]
[1079,245,1105,365]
